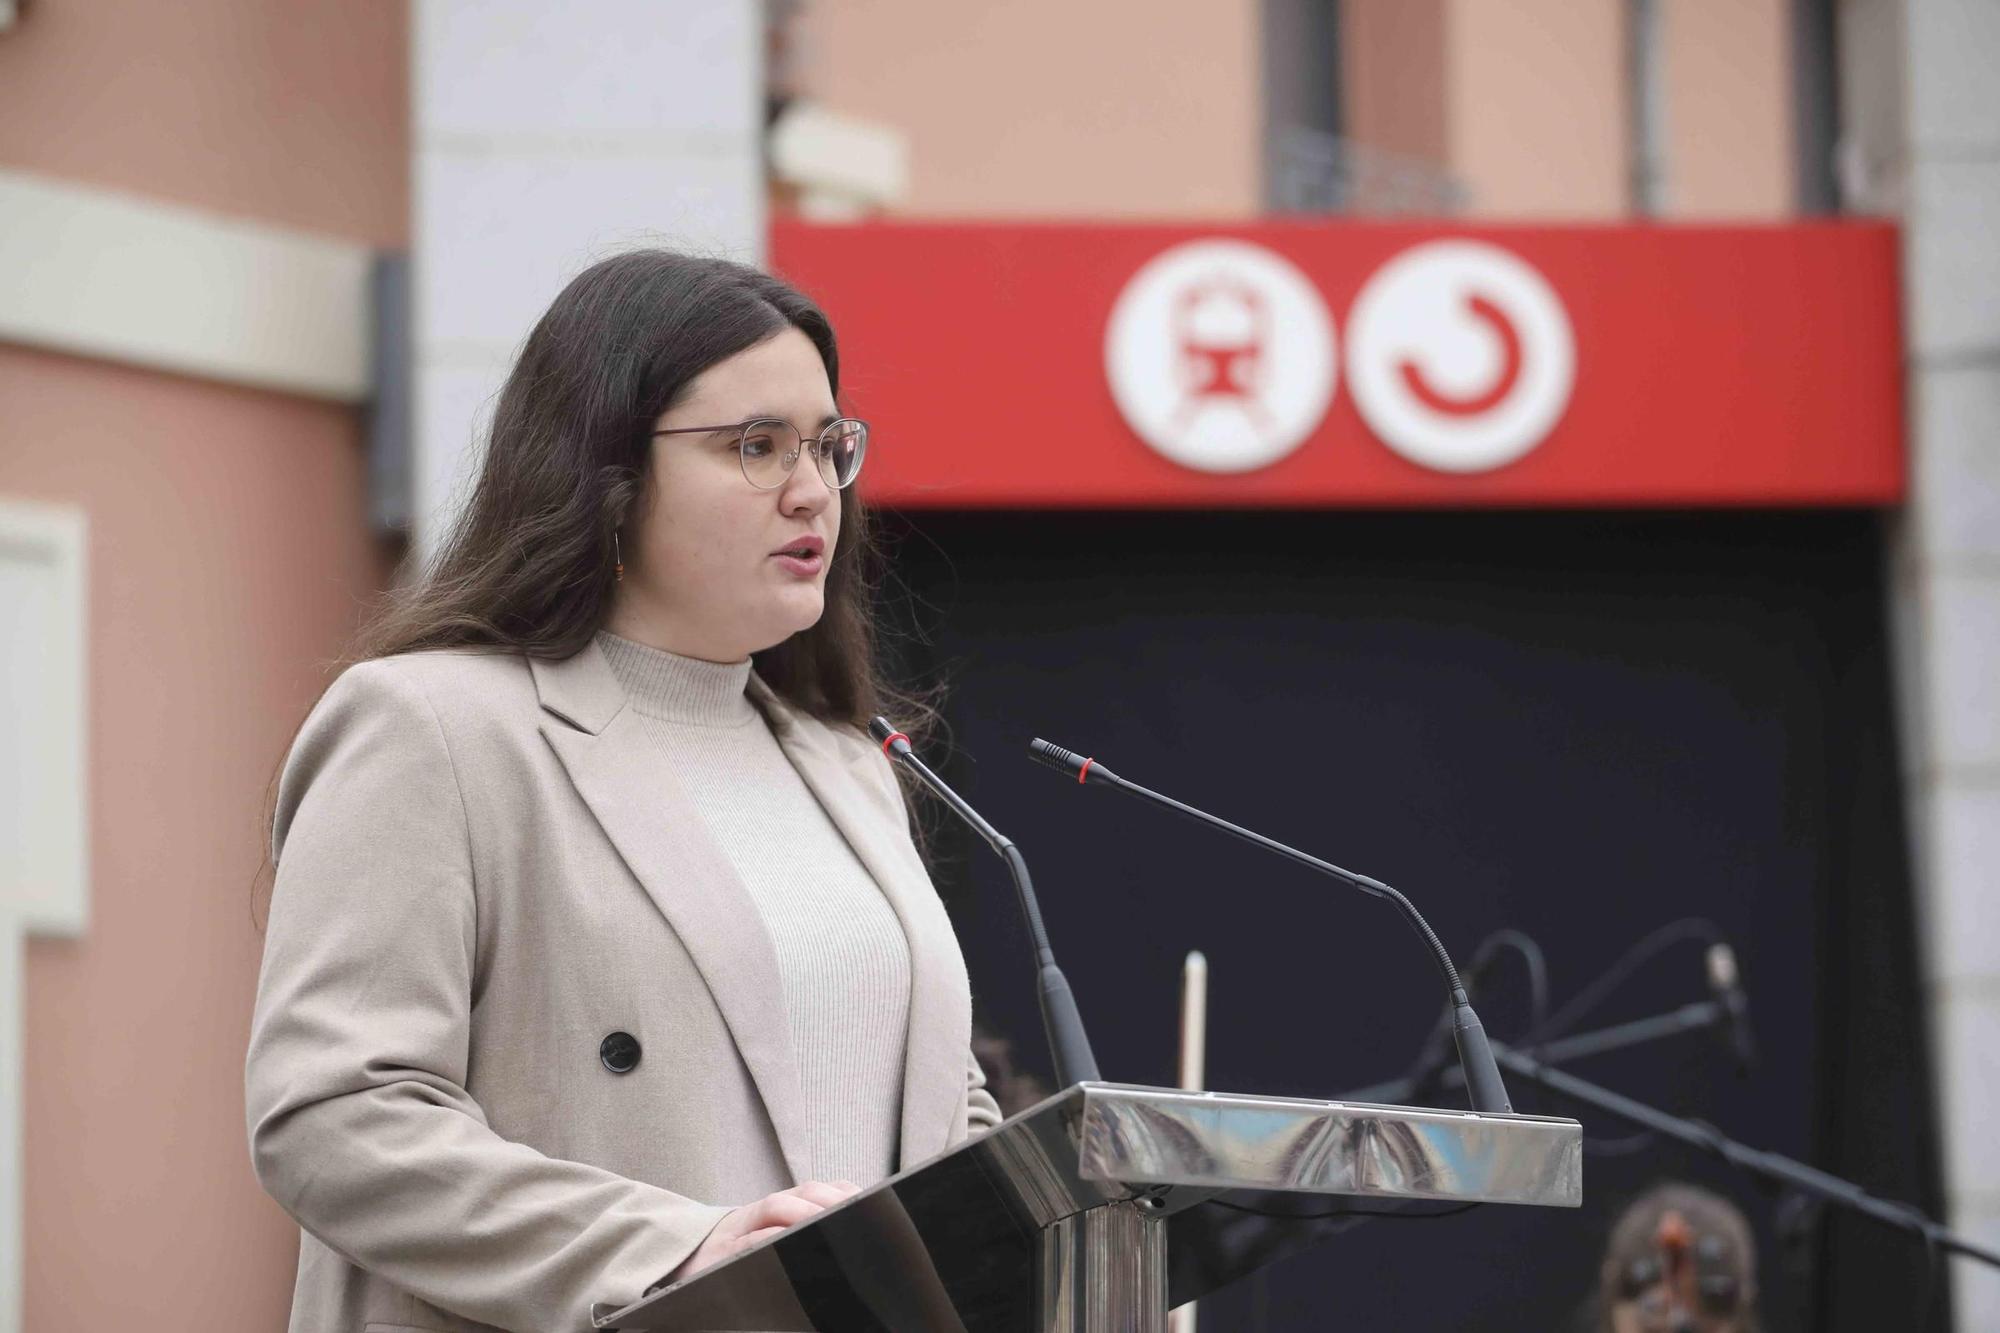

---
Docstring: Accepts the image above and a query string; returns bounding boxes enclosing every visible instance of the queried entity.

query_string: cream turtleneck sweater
[595,629,912,1185]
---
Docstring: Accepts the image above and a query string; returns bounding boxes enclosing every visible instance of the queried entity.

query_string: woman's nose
[778,453,834,512]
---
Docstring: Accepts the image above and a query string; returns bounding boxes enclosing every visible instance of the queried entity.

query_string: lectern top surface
[593,1083,1581,1331]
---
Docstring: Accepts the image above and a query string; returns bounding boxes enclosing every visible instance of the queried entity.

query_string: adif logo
[1104,237,1574,476]
[1345,240,1575,474]
[1104,240,1337,474]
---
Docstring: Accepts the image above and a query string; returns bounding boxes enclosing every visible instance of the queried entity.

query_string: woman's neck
[594,629,756,725]
[602,596,752,666]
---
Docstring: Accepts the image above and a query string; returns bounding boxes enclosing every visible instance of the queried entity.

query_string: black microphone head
[1030,738,1118,785]
[1028,738,1081,773]
[868,716,913,757]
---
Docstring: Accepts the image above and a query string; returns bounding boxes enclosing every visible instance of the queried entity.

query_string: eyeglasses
[651,417,869,491]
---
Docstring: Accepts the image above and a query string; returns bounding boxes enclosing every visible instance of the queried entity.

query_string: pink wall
[1342,0,1448,168]
[1342,0,1630,219]
[1662,0,1795,217]
[1446,0,1631,218]
[0,0,407,243]
[3,348,395,1330]
[801,0,1263,218]
[0,2,407,1326]
[802,0,1797,225]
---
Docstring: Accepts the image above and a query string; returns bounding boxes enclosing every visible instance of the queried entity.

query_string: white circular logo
[1104,240,1337,474]
[1345,240,1575,474]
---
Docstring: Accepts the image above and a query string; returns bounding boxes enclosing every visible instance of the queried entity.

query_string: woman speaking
[245,250,1001,1333]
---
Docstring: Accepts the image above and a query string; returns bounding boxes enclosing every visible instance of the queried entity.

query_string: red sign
[769,220,1904,508]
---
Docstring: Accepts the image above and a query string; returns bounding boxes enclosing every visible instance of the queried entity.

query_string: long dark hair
[355,248,912,726]
[253,250,939,920]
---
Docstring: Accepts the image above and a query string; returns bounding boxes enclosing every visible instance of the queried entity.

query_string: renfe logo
[1103,240,1338,474]
[774,218,1903,507]
[1346,240,1575,474]
[1105,237,1575,475]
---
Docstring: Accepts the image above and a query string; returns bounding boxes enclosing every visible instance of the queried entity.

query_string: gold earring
[613,529,624,583]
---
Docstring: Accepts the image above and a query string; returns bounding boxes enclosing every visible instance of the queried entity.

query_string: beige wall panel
[1446,0,1629,217]
[801,0,1261,217]
[1661,0,1795,217]
[0,171,374,402]
[1342,0,1449,166]
[1,346,394,1331]
[0,0,408,245]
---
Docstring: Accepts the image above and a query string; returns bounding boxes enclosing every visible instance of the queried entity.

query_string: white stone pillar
[1852,0,2000,1326]
[411,1,765,559]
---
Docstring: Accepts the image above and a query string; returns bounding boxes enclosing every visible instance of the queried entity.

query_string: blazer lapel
[529,640,813,1184]
[749,676,970,1171]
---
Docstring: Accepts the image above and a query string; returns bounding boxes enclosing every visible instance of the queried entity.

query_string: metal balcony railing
[1270,126,1469,216]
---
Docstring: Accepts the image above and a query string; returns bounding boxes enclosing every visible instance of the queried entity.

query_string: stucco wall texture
[0,3,408,1327]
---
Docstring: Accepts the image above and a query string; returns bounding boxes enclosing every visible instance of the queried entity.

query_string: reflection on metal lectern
[591,1083,1582,1332]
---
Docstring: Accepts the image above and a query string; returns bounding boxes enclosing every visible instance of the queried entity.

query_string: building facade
[2,1,1993,1328]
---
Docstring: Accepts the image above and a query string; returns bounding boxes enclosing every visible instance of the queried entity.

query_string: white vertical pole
[1169,951,1208,1333]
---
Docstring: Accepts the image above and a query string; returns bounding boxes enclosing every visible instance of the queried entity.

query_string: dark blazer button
[599,1031,641,1074]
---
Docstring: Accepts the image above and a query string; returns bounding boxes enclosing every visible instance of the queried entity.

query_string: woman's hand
[673,1180,863,1282]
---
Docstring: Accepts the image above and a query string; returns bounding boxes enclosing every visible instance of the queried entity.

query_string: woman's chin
[763,587,826,640]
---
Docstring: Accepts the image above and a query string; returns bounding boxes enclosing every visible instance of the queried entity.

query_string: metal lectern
[591,1083,1581,1332]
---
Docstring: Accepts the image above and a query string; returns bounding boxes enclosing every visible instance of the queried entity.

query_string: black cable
[1394,928,1548,1090]
[1469,928,1552,1036]
[1467,927,1552,1114]
[1524,916,1724,1045]
[1463,926,1680,1148]
[1388,927,1551,1111]
[1376,921,1729,1121]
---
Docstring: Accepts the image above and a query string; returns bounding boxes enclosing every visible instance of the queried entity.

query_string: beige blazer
[246,637,1001,1333]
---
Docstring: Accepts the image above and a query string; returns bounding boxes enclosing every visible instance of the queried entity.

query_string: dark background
[873,508,1946,1332]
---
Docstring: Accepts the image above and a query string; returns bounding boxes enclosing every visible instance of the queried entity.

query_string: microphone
[1705,943,1757,1073]
[869,718,1102,1090]
[1027,738,1513,1115]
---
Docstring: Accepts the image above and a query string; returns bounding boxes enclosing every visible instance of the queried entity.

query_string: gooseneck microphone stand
[1344,984,2000,1274]
[1491,1048,2000,1269]
[870,719,1101,1090]
[1027,737,1513,1115]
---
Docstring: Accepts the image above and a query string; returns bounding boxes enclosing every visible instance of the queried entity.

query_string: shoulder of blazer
[325,649,542,745]
[326,646,533,698]
[276,648,540,844]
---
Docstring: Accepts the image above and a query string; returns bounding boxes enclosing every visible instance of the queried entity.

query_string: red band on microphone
[1077,758,1094,784]
[880,731,910,755]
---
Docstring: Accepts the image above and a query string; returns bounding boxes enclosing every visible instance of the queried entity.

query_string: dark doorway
[875,509,1943,1332]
